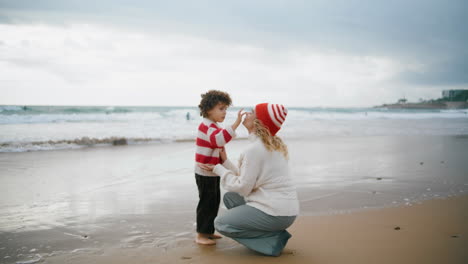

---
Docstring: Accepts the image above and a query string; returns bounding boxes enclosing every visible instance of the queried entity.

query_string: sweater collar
[248,132,258,141]
[203,118,218,127]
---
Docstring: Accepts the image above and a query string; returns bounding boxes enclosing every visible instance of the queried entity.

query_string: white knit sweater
[213,133,300,216]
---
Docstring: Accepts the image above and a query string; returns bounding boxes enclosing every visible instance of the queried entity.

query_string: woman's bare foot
[195,234,216,245]
[282,248,296,255]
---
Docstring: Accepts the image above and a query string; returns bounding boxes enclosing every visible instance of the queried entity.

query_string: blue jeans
[214,192,296,256]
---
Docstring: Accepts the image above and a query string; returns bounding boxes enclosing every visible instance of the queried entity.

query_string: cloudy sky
[0,0,466,107]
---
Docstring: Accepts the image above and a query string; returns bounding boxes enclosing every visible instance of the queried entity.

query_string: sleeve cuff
[222,159,238,175]
[213,164,229,177]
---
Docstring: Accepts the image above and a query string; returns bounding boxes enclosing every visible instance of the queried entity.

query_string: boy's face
[207,103,228,123]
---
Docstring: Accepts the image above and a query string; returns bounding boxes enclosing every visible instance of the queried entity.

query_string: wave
[0,105,197,115]
[0,136,187,152]
[287,108,468,121]
[0,105,200,124]
[0,105,25,112]
[1,106,467,125]
[3,105,467,116]
[0,113,166,124]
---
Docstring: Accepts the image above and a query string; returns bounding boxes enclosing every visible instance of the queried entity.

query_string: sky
[0,0,467,107]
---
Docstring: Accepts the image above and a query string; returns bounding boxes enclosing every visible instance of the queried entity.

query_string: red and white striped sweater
[195,118,236,176]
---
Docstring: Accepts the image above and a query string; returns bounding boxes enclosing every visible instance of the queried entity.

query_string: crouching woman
[199,103,299,256]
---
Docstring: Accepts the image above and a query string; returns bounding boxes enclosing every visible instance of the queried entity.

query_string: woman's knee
[223,192,245,209]
[214,216,230,235]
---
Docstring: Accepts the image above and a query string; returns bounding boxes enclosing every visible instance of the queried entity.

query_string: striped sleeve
[195,153,220,165]
[207,124,236,148]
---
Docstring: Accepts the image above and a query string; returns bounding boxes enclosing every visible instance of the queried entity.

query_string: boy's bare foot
[208,233,222,239]
[198,232,222,239]
[195,234,216,245]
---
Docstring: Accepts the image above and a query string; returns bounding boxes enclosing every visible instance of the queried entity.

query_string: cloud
[2,1,466,52]
[1,23,417,106]
[396,56,468,86]
[0,1,466,106]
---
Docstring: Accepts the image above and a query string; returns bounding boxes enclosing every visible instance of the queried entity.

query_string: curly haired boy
[194,90,244,245]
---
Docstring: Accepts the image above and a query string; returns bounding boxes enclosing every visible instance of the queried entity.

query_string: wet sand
[35,195,468,264]
[1,135,468,263]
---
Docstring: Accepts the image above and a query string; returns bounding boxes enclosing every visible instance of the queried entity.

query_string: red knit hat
[255,103,288,136]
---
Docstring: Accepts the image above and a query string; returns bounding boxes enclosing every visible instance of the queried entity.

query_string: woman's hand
[198,163,215,171]
[219,147,228,163]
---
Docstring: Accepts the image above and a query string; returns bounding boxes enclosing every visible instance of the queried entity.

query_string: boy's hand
[231,108,245,131]
[219,147,228,163]
[198,163,215,171]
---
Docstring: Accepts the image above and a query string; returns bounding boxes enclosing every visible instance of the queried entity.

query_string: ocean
[1,105,467,152]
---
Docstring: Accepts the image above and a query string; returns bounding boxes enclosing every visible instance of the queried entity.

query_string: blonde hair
[253,119,289,159]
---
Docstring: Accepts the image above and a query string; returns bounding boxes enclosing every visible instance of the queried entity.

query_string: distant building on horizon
[442,89,468,102]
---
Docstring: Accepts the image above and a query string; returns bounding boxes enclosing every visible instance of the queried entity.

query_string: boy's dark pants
[195,173,221,234]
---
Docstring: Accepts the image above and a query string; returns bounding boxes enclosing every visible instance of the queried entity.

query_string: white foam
[0,105,23,112]
[15,254,42,264]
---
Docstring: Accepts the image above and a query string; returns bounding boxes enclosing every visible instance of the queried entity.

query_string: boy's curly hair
[198,90,232,117]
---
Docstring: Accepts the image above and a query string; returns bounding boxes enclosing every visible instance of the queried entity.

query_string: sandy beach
[39,195,468,264]
[1,135,468,263]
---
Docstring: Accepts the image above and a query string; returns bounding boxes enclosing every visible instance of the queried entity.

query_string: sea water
[0,105,467,152]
